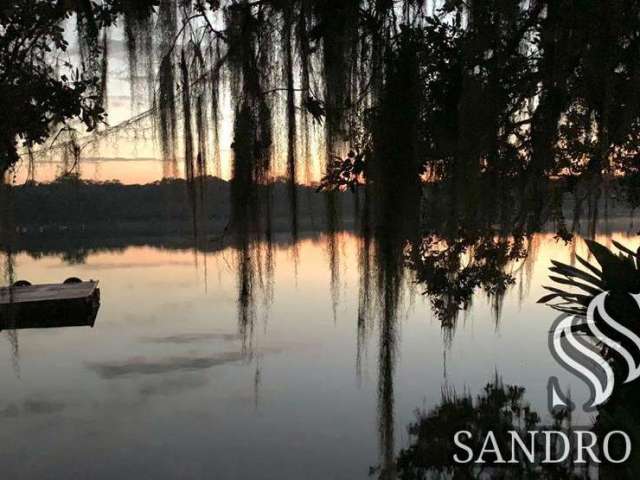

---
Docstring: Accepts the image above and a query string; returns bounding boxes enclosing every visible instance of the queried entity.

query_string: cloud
[138,374,209,397]
[87,352,247,379]
[140,333,243,344]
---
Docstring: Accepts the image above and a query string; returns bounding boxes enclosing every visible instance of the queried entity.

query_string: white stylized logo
[548,291,640,411]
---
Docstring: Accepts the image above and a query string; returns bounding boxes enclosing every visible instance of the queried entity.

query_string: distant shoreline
[3,176,638,236]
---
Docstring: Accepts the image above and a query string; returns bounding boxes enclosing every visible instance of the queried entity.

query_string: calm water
[0,230,633,479]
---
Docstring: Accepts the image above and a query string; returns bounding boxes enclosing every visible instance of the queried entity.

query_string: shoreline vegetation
[6,1,640,230]
[4,176,637,231]
[6,176,354,232]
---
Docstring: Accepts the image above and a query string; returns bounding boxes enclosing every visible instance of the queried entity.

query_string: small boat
[0,279,100,331]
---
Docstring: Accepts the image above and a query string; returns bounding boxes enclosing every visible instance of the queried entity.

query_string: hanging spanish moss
[59,129,83,178]
[10,6,640,477]
[123,3,155,111]
[75,2,109,111]
[9,2,591,345]
[157,0,179,177]
[100,30,109,107]
[179,47,204,251]
[283,4,299,244]
[225,2,277,346]
[157,57,178,177]
[195,94,208,179]
[10,1,634,348]
[227,2,273,223]
[296,0,316,185]
[19,0,435,213]
[194,60,209,216]
[180,50,195,184]
[14,0,640,220]
[208,38,224,178]
[316,0,360,152]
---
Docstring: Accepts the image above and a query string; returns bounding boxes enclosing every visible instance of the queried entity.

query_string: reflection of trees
[61,249,90,265]
[354,171,612,477]
[393,374,640,479]
[392,376,582,480]
[0,184,20,375]
[0,185,14,286]
[354,81,544,473]
[401,174,544,335]
[11,1,640,192]
[406,231,528,329]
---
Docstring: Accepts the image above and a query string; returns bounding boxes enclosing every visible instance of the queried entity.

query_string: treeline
[6,0,640,234]
[6,175,636,230]
[7,177,356,230]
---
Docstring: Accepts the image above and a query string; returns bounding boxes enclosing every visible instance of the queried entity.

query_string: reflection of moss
[61,249,89,265]
[0,184,16,287]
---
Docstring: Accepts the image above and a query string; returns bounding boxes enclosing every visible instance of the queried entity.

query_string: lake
[0,227,631,479]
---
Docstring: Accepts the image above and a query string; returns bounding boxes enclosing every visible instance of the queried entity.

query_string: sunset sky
[17,30,328,186]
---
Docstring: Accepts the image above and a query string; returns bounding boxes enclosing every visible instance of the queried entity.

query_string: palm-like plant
[539,239,640,349]
[540,240,640,477]
[539,239,640,312]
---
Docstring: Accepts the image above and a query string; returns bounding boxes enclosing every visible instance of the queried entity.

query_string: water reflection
[394,373,640,478]
[7,1,640,476]
[393,375,579,479]
[396,373,638,480]
[1,189,639,478]
[0,302,99,332]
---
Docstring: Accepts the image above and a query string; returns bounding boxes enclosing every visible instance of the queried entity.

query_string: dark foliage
[0,0,158,177]
[393,376,580,480]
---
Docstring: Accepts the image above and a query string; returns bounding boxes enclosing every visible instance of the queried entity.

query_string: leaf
[584,239,622,271]
[541,286,593,306]
[550,305,588,316]
[549,260,603,288]
[537,293,559,304]
[548,275,602,296]
[584,239,640,291]
[612,239,637,258]
[575,254,602,277]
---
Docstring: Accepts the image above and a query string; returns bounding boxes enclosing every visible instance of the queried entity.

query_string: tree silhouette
[0,1,157,178]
